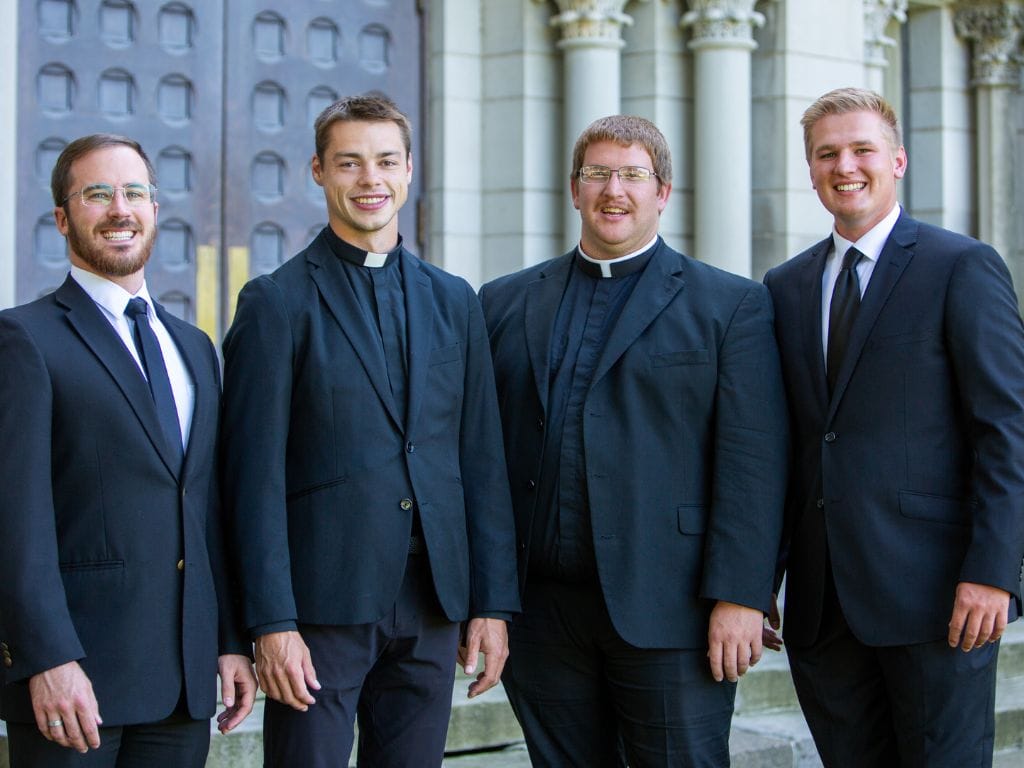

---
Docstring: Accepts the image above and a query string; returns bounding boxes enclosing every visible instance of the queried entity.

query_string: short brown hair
[801,87,902,161]
[51,134,156,207]
[570,115,672,189]
[314,93,412,163]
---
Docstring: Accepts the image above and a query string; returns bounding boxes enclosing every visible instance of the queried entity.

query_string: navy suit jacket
[220,232,520,634]
[479,239,788,649]
[0,276,245,725]
[764,213,1024,648]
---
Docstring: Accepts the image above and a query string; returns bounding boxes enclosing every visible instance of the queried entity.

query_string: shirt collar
[831,203,901,263]
[323,226,403,269]
[576,235,659,279]
[70,265,154,317]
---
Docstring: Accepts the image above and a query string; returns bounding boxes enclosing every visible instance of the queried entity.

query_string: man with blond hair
[764,87,1024,767]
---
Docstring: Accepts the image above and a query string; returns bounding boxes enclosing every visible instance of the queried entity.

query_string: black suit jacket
[764,213,1024,648]
[0,276,244,725]
[479,239,788,649]
[220,232,520,634]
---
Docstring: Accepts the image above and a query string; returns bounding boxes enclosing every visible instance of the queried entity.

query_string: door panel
[16,0,422,337]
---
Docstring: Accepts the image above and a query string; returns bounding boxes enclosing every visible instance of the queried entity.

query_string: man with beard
[0,134,256,768]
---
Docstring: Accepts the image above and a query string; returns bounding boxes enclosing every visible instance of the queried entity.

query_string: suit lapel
[402,250,433,432]
[800,238,831,413]
[307,238,403,428]
[591,242,685,386]
[524,253,574,412]
[57,276,181,477]
[827,215,917,420]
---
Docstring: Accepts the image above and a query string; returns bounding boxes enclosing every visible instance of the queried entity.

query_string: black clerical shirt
[529,244,654,585]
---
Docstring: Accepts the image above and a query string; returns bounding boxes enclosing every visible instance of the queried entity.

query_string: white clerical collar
[577,235,659,278]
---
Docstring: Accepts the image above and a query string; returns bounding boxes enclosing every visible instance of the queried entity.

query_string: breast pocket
[651,349,710,367]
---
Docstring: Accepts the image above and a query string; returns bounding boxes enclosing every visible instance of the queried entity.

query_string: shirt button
[526,479,536,490]
[177,559,185,572]
[406,441,415,453]
[400,498,413,511]
[536,417,544,430]
[816,498,825,509]
[824,432,837,443]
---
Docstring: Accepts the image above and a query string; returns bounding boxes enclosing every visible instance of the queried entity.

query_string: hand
[216,653,258,733]
[707,601,764,682]
[948,582,1010,651]
[457,618,509,698]
[255,631,321,711]
[762,593,783,652]
[29,661,103,753]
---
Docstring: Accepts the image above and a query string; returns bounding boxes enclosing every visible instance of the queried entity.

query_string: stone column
[681,0,763,276]
[550,0,633,248]
[954,1,1023,274]
[864,0,908,92]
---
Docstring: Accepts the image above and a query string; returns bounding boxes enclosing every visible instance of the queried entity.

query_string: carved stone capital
[550,0,633,48]
[954,1,1024,86]
[680,0,765,50]
[864,0,908,67]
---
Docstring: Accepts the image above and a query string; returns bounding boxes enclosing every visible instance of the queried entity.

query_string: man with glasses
[478,115,788,766]
[0,133,256,768]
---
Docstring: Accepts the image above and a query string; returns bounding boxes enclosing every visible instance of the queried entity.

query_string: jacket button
[406,441,415,453]
[0,642,7,651]
[177,559,185,572]
[816,498,824,509]
[824,432,837,443]
[3,657,11,668]
[400,498,413,511]
[526,479,536,490]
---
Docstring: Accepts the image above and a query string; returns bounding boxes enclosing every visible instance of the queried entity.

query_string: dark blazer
[219,232,520,634]
[479,239,788,649]
[0,276,244,725]
[764,213,1024,648]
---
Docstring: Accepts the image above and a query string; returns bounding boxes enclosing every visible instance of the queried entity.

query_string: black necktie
[370,268,408,425]
[125,297,183,465]
[826,247,864,395]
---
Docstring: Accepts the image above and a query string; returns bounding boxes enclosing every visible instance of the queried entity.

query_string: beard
[65,208,156,277]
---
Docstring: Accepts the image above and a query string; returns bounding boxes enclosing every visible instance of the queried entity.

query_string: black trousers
[502,580,736,768]
[5,698,208,768]
[788,568,998,768]
[262,553,460,768]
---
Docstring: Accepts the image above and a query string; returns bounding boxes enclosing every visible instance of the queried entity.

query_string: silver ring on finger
[47,719,64,728]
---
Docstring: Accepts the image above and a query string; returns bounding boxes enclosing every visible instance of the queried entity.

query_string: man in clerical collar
[220,94,520,767]
[479,115,789,767]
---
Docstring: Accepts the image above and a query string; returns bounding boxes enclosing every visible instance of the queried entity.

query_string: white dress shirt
[70,266,195,450]
[820,204,901,361]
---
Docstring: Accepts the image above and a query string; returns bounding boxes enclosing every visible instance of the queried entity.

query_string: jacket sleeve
[700,284,790,613]
[458,281,521,617]
[946,244,1024,601]
[220,277,299,635]
[0,315,86,681]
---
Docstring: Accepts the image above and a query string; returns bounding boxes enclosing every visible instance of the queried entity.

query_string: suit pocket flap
[678,504,707,534]
[429,343,462,365]
[652,349,709,367]
[898,491,967,526]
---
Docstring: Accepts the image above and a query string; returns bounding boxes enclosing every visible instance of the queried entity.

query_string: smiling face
[808,110,907,242]
[311,119,412,253]
[571,140,671,261]
[54,145,158,292]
